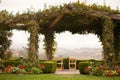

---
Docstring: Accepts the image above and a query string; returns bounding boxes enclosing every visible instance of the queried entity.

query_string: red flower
[5,65,13,73]
[39,64,45,69]
[19,65,25,69]
[106,73,113,77]
[116,69,120,74]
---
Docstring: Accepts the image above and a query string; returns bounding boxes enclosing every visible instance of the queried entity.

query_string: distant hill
[55,48,103,60]
[11,48,103,60]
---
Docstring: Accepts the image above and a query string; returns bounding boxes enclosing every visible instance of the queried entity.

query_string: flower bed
[1,59,56,74]
[84,65,120,77]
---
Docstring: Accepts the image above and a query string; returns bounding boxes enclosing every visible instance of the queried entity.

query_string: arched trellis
[0,2,120,66]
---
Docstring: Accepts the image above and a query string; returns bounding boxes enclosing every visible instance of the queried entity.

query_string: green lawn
[0,74,120,80]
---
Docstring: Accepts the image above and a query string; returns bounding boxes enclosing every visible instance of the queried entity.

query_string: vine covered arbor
[0,2,120,65]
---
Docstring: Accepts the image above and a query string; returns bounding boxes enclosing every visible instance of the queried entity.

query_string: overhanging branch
[49,15,63,28]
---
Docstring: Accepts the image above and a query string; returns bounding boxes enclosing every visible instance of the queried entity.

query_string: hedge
[94,60,104,66]
[39,61,57,73]
[78,61,89,74]
[2,60,20,67]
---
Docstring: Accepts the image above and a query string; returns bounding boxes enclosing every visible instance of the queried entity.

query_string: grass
[0,74,120,80]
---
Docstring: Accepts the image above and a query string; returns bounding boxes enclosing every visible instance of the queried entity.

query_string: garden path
[55,69,80,74]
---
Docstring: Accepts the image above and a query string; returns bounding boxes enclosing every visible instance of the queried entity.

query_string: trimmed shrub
[77,60,90,69]
[3,60,20,67]
[94,60,104,66]
[0,63,4,70]
[40,61,56,73]
[78,61,89,74]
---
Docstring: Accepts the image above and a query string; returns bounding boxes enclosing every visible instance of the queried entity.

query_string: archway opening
[10,30,29,58]
[55,31,103,60]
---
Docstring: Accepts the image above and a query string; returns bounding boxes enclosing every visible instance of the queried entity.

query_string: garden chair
[68,57,76,70]
[55,58,64,70]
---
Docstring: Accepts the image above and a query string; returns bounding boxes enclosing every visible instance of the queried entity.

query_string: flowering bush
[18,69,27,74]
[85,66,92,74]
[12,67,19,74]
[19,65,25,69]
[31,67,42,74]
[39,64,45,70]
[103,70,117,77]
[116,69,120,75]
[3,59,56,74]
[4,65,13,73]
[85,65,120,77]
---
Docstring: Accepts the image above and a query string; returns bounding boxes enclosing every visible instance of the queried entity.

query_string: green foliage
[12,67,19,74]
[94,60,104,66]
[0,63,4,70]
[0,2,120,67]
[116,60,120,65]
[78,61,89,74]
[40,61,57,73]
[30,67,42,74]
[43,30,56,60]
[0,10,13,60]
[27,20,39,63]
[2,50,13,60]
[3,60,20,67]
[89,4,119,13]
[18,69,26,74]
[86,65,120,77]
[0,30,13,59]
[100,16,115,65]
[18,58,38,72]
[92,65,108,76]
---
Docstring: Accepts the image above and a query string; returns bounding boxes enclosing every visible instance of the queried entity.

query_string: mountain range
[12,48,103,60]
[55,48,102,60]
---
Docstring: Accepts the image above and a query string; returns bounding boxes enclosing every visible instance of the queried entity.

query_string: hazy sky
[0,0,120,50]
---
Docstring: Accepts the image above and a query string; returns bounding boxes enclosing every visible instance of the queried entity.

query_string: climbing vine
[0,29,12,59]
[28,20,39,63]
[114,23,120,63]
[43,29,56,60]
[100,16,115,65]
[0,2,120,65]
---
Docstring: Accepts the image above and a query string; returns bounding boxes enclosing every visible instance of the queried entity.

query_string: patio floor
[55,69,80,74]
